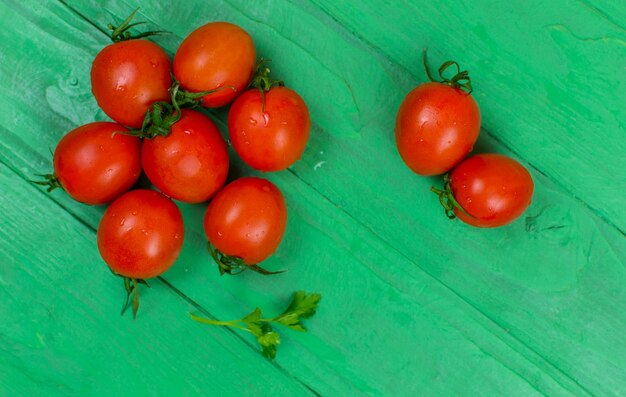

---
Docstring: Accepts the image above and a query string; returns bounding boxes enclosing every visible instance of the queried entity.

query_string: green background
[1,0,625,395]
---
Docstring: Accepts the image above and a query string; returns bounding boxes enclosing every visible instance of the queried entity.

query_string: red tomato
[141,109,229,203]
[173,22,256,108]
[91,39,172,128]
[396,82,480,175]
[97,189,184,279]
[52,122,141,205]
[204,177,287,265]
[228,86,310,171]
[446,154,534,228]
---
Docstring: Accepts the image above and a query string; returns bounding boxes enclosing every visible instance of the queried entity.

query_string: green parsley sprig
[191,291,321,359]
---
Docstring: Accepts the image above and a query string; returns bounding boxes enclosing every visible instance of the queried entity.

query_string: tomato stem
[422,48,473,94]
[30,173,62,193]
[171,80,236,109]
[107,8,167,43]
[207,242,285,276]
[431,174,475,220]
[120,276,149,319]
[124,80,235,140]
[250,59,284,113]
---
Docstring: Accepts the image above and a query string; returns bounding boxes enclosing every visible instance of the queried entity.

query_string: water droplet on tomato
[249,118,257,125]
[119,219,125,226]
[262,113,270,126]
[217,231,223,237]
[132,211,138,216]
[245,233,251,238]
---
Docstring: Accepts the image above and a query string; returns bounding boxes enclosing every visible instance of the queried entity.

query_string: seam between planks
[574,0,626,32]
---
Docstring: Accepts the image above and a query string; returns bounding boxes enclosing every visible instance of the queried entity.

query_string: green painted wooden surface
[1,0,625,395]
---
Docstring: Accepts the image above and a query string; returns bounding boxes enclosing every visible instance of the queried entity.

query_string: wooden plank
[0,163,317,396]
[1,0,625,395]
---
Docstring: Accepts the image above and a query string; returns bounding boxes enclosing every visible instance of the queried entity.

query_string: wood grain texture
[1,0,625,395]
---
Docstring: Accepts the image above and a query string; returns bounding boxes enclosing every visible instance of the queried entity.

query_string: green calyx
[250,59,284,113]
[120,276,150,319]
[251,59,284,92]
[125,80,235,140]
[30,173,61,193]
[430,174,475,220]
[207,242,286,276]
[108,8,167,43]
[422,48,473,94]
[191,291,321,359]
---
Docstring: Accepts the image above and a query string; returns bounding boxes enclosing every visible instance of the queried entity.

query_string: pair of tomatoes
[395,51,533,228]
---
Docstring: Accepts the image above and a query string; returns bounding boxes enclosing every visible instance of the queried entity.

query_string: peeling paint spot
[313,161,326,170]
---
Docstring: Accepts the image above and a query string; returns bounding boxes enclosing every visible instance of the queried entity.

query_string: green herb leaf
[273,291,322,331]
[191,291,321,359]
[257,328,280,359]
[242,307,263,336]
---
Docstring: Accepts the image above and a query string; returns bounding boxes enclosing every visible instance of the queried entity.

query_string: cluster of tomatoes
[395,50,534,228]
[37,11,310,317]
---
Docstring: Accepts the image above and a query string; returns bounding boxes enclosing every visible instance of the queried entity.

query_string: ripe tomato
[51,122,141,205]
[97,189,184,279]
[141,109,229,203]
[396,82,480,175]
[228,86,310,171]
[204,177,287,267]
[91,39,172,128]
[173,22,256,108]
[439,154,534,228]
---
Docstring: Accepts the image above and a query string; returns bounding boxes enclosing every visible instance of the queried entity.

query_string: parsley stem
[190,314,251,332]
